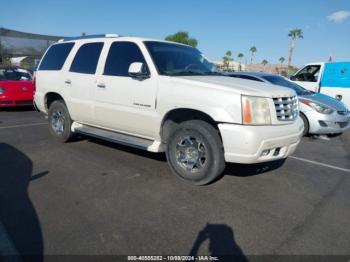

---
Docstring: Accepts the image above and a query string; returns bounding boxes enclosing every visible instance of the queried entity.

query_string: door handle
[65,80,71,84]
[97,83,106,88]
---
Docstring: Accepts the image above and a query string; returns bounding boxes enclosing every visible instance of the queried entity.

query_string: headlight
[300,99,334,114]
[0,87,5,94]
[242,95,271,125]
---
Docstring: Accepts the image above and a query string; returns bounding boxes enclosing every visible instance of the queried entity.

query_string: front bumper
[0,99,33,107]
[219,117,304,164]
[0,95,33,107]
[305,110,350,134]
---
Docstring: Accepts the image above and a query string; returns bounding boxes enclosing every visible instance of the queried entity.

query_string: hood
[172,76,296,98]
[301,92,348,112]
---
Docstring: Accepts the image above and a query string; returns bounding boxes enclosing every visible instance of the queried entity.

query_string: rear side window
[104,42,147,76]
[70,42,104,74]
[39,43,74,71]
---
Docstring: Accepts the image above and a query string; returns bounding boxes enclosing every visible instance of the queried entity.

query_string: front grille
[0,101,12,105]
[15,100,33,105]
[273,96,299,121]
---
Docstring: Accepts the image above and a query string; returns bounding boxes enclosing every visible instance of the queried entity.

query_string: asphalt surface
[0,107,350,259]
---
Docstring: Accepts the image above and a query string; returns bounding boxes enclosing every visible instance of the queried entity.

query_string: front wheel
[166,120,225,185]
[48,100,74,142]
[300,113,309,136]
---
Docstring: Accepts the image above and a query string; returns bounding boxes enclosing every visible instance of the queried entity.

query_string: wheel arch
[299,111,310,135]
[44,92,65,111]
[160,108,221,143]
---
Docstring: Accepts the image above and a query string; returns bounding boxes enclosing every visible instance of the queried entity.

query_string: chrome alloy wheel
[176,136,207,172]
[51,110,65,135]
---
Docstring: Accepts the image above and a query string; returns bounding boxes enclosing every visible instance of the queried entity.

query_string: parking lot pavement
[1,108,350,257]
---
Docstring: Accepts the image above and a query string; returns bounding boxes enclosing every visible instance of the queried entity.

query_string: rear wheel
[300,113,309,136]
[48,100,74,142]
[165,120,225,185]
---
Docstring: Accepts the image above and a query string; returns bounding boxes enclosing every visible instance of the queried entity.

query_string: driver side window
[103,41,149,77]
[294,65,321,82]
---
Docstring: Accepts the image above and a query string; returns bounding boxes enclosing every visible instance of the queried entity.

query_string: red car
[0,66,34,107]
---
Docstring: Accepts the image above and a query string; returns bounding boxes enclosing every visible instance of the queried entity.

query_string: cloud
[327,10,350,23]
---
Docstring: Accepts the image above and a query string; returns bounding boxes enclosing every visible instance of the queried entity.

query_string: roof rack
[58,34,120,42]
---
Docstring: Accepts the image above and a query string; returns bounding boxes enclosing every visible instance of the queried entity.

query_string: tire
[300,113,309,136]
[48,100,74,142]
[165,120,226,185]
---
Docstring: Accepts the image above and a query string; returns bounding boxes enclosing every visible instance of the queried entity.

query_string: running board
[72,123,157,151]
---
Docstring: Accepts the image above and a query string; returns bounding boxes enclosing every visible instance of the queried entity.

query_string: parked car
[228,72,350,136]
[0,66,34,107]
[290,62,350,108]
[34,34,303,185]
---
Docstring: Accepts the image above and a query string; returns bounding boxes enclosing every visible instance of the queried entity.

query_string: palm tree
[237,53,244,71]
[279,57,285,67]
[165,31,198,47]
[262,59,268,66]
[237,53,244,63]
[222,51,233,70]
[249,46,257,64]
[287,28,303,70]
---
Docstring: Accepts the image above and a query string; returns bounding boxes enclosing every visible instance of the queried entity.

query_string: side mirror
[290,75,296,81]
[128,62,149,79]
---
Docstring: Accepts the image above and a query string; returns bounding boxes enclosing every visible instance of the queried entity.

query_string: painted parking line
[0,122,47,130]
[289,156,350,173]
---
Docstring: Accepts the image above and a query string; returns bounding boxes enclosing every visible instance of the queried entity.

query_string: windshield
[0,68,32,81]
[262,75,311,95]
[144,41,220,76]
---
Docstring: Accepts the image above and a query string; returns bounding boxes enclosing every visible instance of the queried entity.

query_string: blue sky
[1,0,349,66]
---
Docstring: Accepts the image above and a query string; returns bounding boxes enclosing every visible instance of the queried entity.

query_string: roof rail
[58,34,120,42]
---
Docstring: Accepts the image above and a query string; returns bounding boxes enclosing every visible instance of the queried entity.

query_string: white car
[34,34,303,185]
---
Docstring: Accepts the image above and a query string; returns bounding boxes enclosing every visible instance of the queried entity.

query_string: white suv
[34,34,304,185]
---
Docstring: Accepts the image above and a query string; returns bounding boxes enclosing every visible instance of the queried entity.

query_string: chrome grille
[273,96,299,121]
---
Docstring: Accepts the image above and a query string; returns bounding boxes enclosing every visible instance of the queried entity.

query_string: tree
[165,31,198,47]
[237,53,244,71]
[262,59,268,66]
[237,53,244,61]
[279,56,285,66]
[249,46,257,64]
[222,51,233,69]
[287,28,303,71]
[0,41,10,65]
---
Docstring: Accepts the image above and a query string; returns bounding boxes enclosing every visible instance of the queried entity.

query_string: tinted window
[144,41,218,76]
[39,43,74,71]
[70,42,104,74]
[104,42,147,76]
